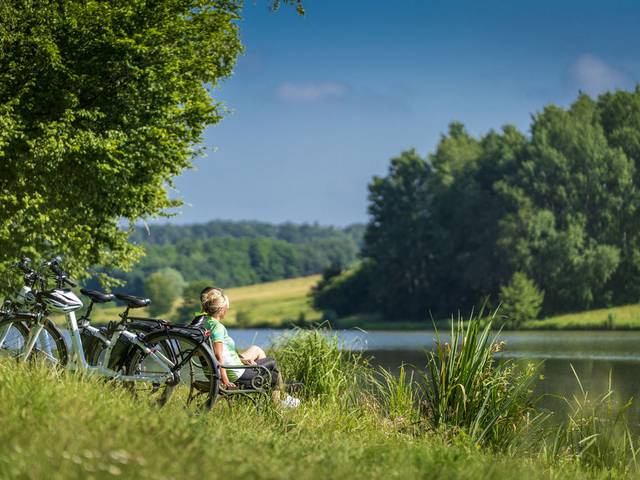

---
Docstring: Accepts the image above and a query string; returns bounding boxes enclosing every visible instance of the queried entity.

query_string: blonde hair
[201,287,230,318]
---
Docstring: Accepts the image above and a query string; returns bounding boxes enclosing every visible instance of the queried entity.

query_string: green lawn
[78,275,323,327]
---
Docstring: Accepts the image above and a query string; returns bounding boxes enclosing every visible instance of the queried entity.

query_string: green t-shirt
[204,315,244,381]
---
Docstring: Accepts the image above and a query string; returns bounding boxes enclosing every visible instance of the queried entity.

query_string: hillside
[90,220,364,296]
[91,275,323,327]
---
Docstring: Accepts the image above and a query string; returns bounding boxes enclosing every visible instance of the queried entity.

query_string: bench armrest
[219,363,273,392]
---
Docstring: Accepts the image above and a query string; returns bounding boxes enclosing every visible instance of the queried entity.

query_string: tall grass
[423,312,539,448]
[373,365,421,428]
[542,366,639,472]
[0,359,588,480]
[270,326,370,402]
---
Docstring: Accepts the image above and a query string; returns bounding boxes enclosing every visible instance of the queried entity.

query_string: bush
[499,272,544,328]
[143,268,185,317]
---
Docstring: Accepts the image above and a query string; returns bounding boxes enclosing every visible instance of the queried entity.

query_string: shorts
[236,357,280,388]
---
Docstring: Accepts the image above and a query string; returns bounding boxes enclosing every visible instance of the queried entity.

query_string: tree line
[94,221,364,304]
[313,88,640,326]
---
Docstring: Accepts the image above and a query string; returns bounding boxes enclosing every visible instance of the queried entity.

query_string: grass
[0,319,636,479]
[224,275,322,327]
[523,304,640,330]
[68,275,323,327]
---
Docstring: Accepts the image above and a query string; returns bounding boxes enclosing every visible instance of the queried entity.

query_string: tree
[498,95,635,312]
[1,1,297,289]
[175,279,213,323]
[498,272,544,328]
[361,149,435,319]
[143,268,185,317]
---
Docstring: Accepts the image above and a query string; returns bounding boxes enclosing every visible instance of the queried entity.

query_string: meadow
[0,319,637,479]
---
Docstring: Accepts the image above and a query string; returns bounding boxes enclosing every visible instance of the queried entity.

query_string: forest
[313,88,640,326]
[97,221,364,297]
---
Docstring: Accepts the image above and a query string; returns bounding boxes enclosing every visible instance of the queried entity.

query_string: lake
[230,328,640,423]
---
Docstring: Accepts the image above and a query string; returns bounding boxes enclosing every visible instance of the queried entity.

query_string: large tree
[0,0,297,288]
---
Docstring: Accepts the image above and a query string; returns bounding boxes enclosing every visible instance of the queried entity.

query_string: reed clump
[422,312,539,448]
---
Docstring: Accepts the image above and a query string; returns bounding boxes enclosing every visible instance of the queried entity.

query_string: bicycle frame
[19,309,179,384]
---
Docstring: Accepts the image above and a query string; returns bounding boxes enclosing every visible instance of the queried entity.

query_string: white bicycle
[0,257,219,409]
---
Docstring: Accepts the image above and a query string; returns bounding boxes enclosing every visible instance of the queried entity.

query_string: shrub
[310,262,375,317]
[499,272,544,328]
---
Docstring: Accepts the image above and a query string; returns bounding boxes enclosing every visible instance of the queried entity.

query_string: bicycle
[0,257,219,409]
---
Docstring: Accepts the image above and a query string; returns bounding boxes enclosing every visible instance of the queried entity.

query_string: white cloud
[276,81,347,103]
[571,54,631,95]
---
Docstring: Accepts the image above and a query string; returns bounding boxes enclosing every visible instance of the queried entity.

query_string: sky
[165,0,640,227]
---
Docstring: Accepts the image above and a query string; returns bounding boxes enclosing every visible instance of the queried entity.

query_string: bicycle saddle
[115,293,151,309]
[80,289,115,304]
[190,314,207,329]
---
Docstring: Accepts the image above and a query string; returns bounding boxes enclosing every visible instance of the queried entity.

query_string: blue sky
[166,0,640,226]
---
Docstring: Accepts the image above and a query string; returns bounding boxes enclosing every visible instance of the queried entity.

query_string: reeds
[422,312,539,448]
[542,365,639,472]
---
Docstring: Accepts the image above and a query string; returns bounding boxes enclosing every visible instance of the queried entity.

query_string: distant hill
[103,221,365,296]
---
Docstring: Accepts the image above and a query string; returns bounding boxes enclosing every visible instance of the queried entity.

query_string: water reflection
[229,328,640,424]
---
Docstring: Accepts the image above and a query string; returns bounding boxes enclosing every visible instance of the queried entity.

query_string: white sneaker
[281,394,301,408]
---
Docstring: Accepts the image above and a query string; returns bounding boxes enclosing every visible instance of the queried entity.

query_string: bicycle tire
[0,317,68,366]
[124,330,219,410]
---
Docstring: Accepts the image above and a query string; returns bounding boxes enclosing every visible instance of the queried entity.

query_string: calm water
[230,328,640,423]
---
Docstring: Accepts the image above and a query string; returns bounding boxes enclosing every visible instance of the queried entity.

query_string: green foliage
[320,87,640,321]
[174,279,212,323]
[423,313,538,448]
[499,272,544,328]
[99,221,364,296]
[271,328,369,402]
[311,262,374,317]
[0,0,244,287]
[143,268,185,317]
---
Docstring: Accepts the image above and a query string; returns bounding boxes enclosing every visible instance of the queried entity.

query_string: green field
[85,275,323,327]
[79,275,640,330]
[523,304,640,330]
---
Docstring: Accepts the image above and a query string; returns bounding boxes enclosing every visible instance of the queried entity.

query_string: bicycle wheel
[125,331,218,410]
[0,319,29,360]
[0,318,68,366]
